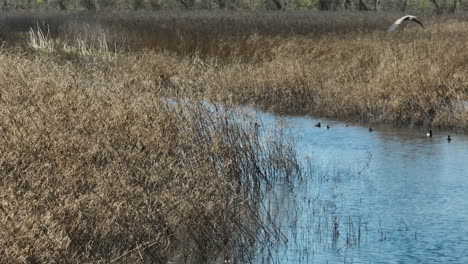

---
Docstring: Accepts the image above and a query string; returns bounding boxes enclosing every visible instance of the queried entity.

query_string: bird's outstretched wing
[388,15,424,32]
[411,18,424,28]
[387,16,408,32]
[387,23,400,32]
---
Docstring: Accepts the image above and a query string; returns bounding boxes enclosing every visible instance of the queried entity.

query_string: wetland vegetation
[1,9,467,263]
[2,11,467,128]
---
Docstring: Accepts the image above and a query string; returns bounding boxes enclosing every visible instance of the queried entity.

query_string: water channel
[252,110,468,264]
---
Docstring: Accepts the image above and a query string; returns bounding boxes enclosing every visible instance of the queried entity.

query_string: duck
[344,123,349,127]
[315,122,321,127]
[447,135,452,142]
[326,124,330,129]
[426,130,432,137]
[368,127,373,132]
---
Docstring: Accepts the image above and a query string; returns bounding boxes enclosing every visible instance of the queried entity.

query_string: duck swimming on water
[427,130,432,137]
[447,135,452,142]
[315,122,321,127]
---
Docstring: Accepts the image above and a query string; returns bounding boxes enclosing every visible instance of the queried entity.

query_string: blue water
[252,110,468,264]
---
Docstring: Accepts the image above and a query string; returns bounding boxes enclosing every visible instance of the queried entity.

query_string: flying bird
[388,15,424,32]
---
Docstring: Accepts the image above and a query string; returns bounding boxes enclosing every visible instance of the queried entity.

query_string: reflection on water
[253,110,468,264]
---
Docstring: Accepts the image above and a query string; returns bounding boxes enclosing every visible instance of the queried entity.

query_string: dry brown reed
[2,11,462,128]
[205,25,468,128]
[0,11,425,56]
[1,10,467,263]
[0,50,300,262]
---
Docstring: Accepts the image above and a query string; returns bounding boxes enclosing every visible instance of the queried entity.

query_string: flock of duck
[426,129,452,142]
[309,16,456,143]
[314,122,453,142]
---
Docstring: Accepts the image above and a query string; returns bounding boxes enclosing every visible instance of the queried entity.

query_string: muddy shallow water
[252,110,468,264]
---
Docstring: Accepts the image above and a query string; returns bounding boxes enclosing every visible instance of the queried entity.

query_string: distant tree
[318,0,328,9]
[428,0,442,13]
[80,0,96,10]
[130,0,144,9]
[52,0,69,9]
[176,0,194,8]
[372,0,380,10]
[298,0,316,10]
[447,0,458,12]
[343,0,351,9]
[396,0,407,11]
[215,0,226,9]
[148,0,162,9]
[273,0,282,8]
[264,0,282,9]
[95,0,114,9]
[358,0,368,10]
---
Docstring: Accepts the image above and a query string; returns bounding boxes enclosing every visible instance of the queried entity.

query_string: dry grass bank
[0,51,300,262]
[2,11,463,128]
[203,26,468,128]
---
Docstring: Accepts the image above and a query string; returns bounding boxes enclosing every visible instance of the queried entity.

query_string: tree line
[1,0,466,12]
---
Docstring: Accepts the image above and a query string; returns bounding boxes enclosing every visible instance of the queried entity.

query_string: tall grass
[29,24,116,59]
[0,10,467,262]
[0,11,431,55]
[2,11,465,128]
[0,50,300,262]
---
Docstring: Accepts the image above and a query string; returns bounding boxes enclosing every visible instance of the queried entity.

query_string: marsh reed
[0,49,303,262]
[1,9,467,263]
[3,11,465,128]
